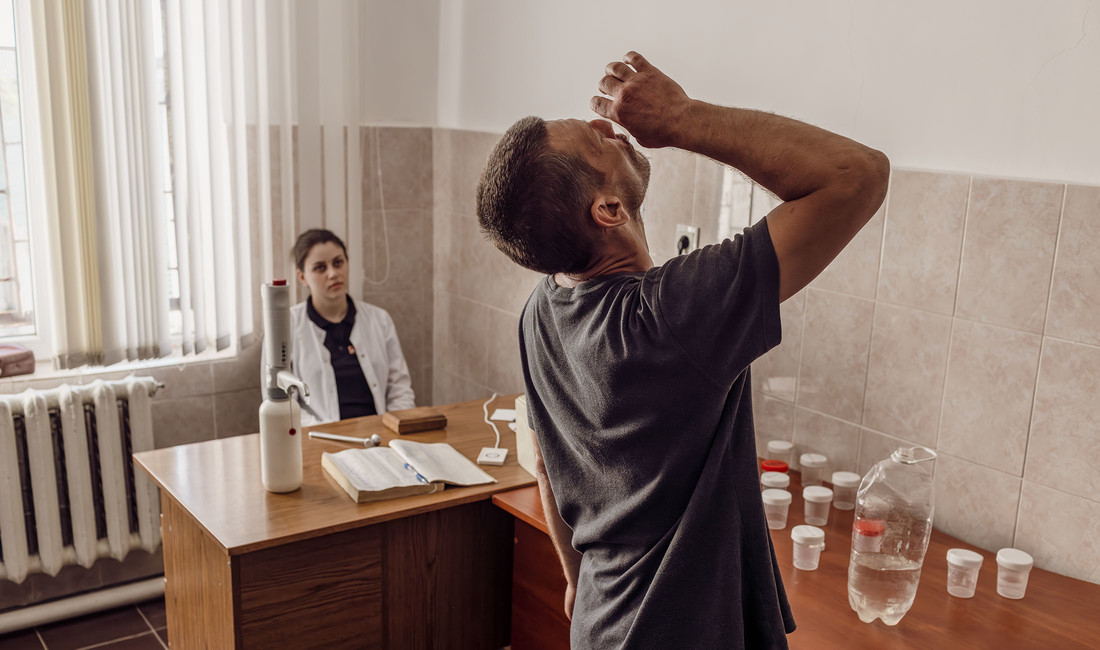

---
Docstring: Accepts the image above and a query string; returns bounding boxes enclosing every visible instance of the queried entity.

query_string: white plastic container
[800,452,828,486]
[831,471,861,510]
[791,525,826,570]
[996,548,1034,600]
[946,548,984,598]
[760,471,790,490]
[259,396,303,493]
[766,439,794,465]
[803,485,834,526]
[761,489,792,530]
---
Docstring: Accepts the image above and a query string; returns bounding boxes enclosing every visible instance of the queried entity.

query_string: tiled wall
[752,171,1100,585]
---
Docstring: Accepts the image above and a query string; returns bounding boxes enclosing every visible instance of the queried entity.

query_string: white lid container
[947,548,984,569]
[761,489,792,506]
[760,471,790,489]
[830,471,861,487]
[802,486,834,503]
[767,440,794,455]
[790,525,825,546]
[800,452,827,468]
[997,548,1034,571]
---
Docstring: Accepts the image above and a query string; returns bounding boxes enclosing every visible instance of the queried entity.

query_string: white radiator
[0,377,162,584]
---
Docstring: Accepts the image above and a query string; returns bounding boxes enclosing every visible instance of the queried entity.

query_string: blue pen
[404,463,429,484]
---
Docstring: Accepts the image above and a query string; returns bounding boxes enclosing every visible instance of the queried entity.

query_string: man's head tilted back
[476,116,651,275]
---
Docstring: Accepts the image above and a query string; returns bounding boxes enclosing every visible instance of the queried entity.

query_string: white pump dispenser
[260,280,310,493]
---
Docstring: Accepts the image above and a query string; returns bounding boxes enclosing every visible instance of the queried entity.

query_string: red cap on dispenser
[761,459,789,473]
[272,279,287,286]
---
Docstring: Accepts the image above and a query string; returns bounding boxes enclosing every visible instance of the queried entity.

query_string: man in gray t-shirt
[477,51,889,649]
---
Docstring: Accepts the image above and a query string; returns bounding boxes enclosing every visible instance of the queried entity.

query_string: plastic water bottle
[847,446,936,626]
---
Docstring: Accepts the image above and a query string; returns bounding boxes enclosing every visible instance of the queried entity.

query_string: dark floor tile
[87,632,165,649]
[0,628,44,650]
[153,629,169,649]
[134,599,165,631]
[36,607,149,650]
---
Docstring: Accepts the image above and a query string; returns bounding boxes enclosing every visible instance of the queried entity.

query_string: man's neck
[312,294,349,323]
[554,250,653,288]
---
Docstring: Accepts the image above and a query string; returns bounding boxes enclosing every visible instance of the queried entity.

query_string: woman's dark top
[306,296,377,419]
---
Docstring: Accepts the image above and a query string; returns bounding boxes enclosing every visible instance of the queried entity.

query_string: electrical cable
[364,129,391,286]
[482,392,501,448]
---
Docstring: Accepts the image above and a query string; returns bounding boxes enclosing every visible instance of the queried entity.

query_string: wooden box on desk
[382,406,448,434]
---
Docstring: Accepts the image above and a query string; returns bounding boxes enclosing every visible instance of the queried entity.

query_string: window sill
[0,344,242,389]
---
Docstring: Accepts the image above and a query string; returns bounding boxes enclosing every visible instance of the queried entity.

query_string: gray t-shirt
[520,218,795,649]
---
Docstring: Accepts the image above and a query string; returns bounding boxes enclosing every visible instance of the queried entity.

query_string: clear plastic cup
[766,439,794,466]
[830,471,861,510]
[946,548,984,598]
[791,525,825,570]
[996,548,1034,599]
[760,471,790,491]
[761,489,792,530]
[802,485,834,526]
[800,453,828,486]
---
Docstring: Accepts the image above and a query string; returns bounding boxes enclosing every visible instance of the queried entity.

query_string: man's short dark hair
[477,116,606,275]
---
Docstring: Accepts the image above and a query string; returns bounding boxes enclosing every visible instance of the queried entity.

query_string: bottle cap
[761,460,789,473]
[947,548,984,570]
[996,548,1033,571]
[760,471,790,489]
[800,453,827,468]
[790,525,825,545]
[853,519,885,537]
[802,486,834,503]
[272,279,287,286]
[830,471,861,488]
[761,489,792,506]
[767,440,793,454]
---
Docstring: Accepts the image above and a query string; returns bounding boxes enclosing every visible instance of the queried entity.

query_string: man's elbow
[837,148,890,224]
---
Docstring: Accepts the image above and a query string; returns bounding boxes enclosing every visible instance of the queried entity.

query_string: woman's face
[297,241,349,303]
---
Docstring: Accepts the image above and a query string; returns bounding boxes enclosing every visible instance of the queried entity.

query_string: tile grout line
[35,629,47,650]
[73,630,160,650]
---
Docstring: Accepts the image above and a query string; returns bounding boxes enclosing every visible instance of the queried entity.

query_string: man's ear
[590,193,631,229]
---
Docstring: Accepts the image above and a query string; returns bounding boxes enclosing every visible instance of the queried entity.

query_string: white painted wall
[436,0,1100,185]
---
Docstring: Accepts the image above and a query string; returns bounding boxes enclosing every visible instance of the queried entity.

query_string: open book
[321,440,497,503]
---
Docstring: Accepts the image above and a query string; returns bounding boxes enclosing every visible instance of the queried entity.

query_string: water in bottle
[847,447,936,626]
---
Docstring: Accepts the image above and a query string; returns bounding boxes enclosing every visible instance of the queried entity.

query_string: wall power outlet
[674,224,699,255]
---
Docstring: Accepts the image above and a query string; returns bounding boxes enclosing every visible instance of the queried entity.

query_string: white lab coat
[284,299,415,425]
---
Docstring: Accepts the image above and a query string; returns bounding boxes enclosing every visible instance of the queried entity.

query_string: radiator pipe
[0,576,164,635]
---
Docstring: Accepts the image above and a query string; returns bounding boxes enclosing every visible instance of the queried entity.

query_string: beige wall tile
[141,361,215,400]
[437,294,489,386]
[1046,184,1100,346]
[446,130,499,217]
[877,170,968,314]
[857,428,909,477]
[1025,338,1100,501]
[432,369,492,407]
[862,303,952,447]
[151,396,216,448]
[932,453,1021,553]
[413,364,432,407]
[796,289,874,423]
[432,290,453,376]
[955,179,1063,333]
[212,342,262,394]
[378,127,432,211]
[751,393,794,461]
[486,308,524,395]
[457,213,496,304]
[214,388,262,438]
[642,147,697,260]
[692,156,725,243]
[812,204,885,300]
[939,320,1040,475]
[752,290,804,403]
[793,407,861,475]
[364,209,431,293]
[433,207,460,295]
[1015,482,1100,584]
[362,290,428,374]
[359,127,383,212]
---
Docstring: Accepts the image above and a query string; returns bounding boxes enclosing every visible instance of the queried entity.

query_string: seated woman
[287,228,415,425]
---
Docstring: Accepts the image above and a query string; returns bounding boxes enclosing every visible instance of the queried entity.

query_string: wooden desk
[493,471,1100,650]
[135,397,535,649]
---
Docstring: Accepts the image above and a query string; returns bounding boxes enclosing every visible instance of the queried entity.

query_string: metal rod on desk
[308,431,383,447]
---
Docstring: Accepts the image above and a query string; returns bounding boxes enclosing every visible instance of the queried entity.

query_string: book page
[389,440,497,486]
[324,447,431,492]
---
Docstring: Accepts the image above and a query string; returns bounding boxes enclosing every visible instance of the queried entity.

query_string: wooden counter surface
[493,471,1100,649]
[135,396,535,555]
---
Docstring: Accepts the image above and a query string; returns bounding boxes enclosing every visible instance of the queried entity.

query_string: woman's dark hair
[293,229,348,271]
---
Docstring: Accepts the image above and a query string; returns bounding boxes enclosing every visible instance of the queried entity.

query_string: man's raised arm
[592,51,890,302]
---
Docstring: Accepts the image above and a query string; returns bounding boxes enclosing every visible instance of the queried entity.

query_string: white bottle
[259,393,302,493]
[847,446,936,626]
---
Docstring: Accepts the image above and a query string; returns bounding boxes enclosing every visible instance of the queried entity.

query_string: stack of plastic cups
[946,548,984,598]
[799,453,828,486]
[790,525,826,570]
[802,486,834,526]
[761,489,792,530]
[760,471,790,491]
[830,471,861,510]
[996,549,1034,599]
[766,439,794,466]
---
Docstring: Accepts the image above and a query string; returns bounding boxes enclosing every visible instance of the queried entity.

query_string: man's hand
[590,51,693,149]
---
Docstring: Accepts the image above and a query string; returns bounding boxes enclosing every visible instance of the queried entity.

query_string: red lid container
[761,459,789,473]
